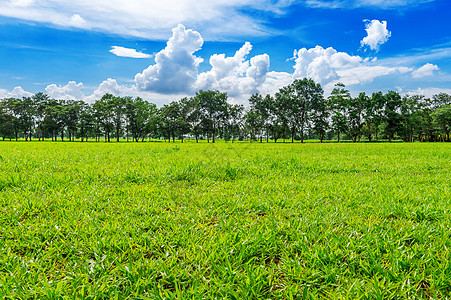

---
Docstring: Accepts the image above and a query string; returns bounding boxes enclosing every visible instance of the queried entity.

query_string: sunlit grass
[0,141,450,298]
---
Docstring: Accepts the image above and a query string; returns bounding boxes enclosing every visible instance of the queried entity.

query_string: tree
[32,92,50,141]
[432,93,451,108]
[328,83,350,142]
[348,93,366,142]
[193,90,228,143]
[431,105,451,142]
[110,96,126,142]
[160,100,189,142]
[275,78,322,143]
[246,94,265,142]
[77,101,93,142]
[225,104,244,143]
[383,91,403,142]
[310,92,328,143]
[124,97,158,142]
[0,100,14,140]
[93,94,115,142]
[400,94,424,142]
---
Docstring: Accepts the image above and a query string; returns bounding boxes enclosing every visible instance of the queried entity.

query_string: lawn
[0,141,450,298]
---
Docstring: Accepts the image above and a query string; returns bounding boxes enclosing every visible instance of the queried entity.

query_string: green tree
[383,91,403,142]
[348,93,366,142]
[328,83,350,142]
[275,78,322,143]
[431,105,451,142]
[193,90,228,143]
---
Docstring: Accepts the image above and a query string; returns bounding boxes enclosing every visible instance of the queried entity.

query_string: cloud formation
[0,86,33,98]
[135,24,204,94]
[195,42,270,96]
[361,20,391,51]
[292,46,362,85]
[1,0,282,40]
[45,81,85,100]
[290,45,413,92]
[1,24,447,104]
[306,0,435,9]
[110,46,151,58]
[411,63,439,78]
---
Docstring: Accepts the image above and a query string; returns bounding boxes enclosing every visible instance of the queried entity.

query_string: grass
[0,141,450,299]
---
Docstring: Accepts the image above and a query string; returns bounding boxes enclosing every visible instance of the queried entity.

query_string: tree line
[0,78,450,143]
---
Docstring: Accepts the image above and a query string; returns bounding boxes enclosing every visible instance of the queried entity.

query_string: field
[0,141,450,299]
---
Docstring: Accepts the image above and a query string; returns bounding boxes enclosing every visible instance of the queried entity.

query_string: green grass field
[1,141,450,299]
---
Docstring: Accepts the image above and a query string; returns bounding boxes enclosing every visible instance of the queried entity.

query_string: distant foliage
[0,80,450,142]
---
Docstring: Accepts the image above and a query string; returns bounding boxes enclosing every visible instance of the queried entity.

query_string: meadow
[0,141,450,299]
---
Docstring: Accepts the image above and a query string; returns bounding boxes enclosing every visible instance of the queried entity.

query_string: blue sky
[0,0,450,105]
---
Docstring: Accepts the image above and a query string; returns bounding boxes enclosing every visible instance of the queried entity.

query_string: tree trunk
[195,135,198,143]
[337,132,340,143]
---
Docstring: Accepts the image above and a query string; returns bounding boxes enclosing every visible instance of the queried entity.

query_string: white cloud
[361,20,391,51]
[110,46,151,58]
[306,0,435,9]
[292,46,362,84]
[9,0,34,7]
[135,24,204,94]
[195,42,270,97]
[84,78,126,102]
[2,24,448,106]
[45,81,85,100]
[289,45,416,94]
[259,71,292,96]
[0,0,284,40]
[0,86,34,98]
[69,14,87,28]
[406,87,451,98]
[411,63,439,78]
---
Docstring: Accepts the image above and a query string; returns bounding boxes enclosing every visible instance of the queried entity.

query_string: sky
[0,0,450,106]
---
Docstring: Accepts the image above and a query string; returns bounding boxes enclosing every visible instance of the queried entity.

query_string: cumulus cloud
[195,42,270,97]
[0,86,34,98]
[45,81,85,100]
[290,45,414,93]
[84,78,126,102]
[2,24,446,105]
[405,87,451,98]
[292,46,362,84]
[135,24,204,94]
[361,20,391,51]
[411,63,439,78]
[110,46,151,58]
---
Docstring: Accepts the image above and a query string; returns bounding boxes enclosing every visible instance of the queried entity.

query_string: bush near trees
[0,79,450,142]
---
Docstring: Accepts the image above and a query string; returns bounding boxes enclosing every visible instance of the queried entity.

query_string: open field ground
[0,141,450,298]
